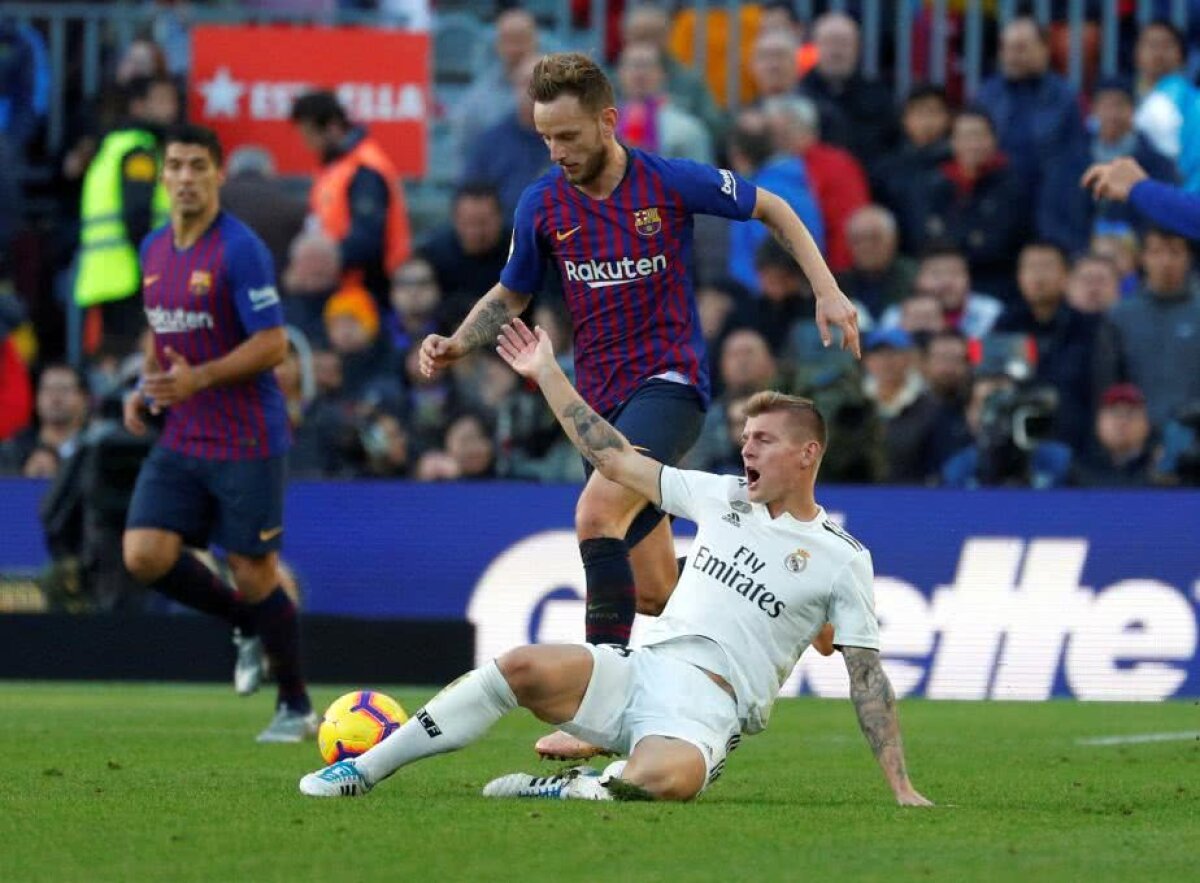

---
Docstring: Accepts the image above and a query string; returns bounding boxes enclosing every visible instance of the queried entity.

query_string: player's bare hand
[894,785,935,807]
[814,287,861,358]
[142,347,200,407]
[1081,157,1148,202]
[496,318,554,379]
[123,389,148,435]
[419,334,465,378]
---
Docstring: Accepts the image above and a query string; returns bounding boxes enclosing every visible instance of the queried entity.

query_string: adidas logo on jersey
[562,254,667,289]
[722,511,741,527]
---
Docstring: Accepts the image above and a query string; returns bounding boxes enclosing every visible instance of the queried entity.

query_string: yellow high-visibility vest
[74,128,169,306]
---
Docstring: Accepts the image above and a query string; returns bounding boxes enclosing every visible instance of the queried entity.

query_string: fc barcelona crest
[633,207,662,237]
[189,270,213,297]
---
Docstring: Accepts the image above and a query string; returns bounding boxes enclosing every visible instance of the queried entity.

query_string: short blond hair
[529,52,616,114]
[744,391,826,446]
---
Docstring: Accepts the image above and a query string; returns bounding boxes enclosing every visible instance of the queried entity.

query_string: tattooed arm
[419,282,532,377]
[495,319,663,505]
[842,645,933,806]
[751,188,861,357]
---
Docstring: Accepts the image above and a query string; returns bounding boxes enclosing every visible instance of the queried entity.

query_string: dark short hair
[954,106,997,136]
[454,182,502,209]
[38,362,87,394]
[922,327,969,355]
[919,240,968,265]
[1143,226,1189,246]
[1141,18,1187,56]
[124,74,176,106]
[1020,239,1069,267]
[529,52,616,114]
[164,123,224,166]
[290,91,350,128]
[905,83,949,109]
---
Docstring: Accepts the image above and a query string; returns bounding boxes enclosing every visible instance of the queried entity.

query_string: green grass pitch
[1,682,1196,882]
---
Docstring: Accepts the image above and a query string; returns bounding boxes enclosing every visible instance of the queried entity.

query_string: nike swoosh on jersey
[259,526,284,541]
[556,226,582,241]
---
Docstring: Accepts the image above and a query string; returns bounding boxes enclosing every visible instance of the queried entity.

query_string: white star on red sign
[198,66,245,118]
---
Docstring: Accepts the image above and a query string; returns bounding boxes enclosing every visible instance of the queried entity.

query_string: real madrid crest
[633,207,662,237]
[784,548,810,573]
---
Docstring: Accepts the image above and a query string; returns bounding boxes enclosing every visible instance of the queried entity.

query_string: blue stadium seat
[434,13,485,85]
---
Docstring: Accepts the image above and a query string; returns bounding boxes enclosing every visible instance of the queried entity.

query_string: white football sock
[355,660,518,785]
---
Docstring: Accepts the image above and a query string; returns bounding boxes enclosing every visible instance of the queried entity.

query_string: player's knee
[574,503,622,541]
[227,557,276,600]
[496,647,542,705]
[122,536,172,584]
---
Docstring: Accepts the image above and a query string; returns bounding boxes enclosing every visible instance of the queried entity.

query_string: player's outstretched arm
[496,318,663,505]
[841,645,933,807]
[420,283,533,378]
[751,188,861,358]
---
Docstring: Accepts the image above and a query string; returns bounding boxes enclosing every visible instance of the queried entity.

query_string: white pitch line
[1076,731,1200,747]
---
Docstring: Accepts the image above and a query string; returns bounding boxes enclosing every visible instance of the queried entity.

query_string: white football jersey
[640,467,879,735]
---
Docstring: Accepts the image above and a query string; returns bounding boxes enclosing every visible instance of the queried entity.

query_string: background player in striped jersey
[419,53,858,758]
[121,124,316,742]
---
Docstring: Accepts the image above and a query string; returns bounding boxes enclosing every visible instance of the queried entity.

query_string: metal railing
[8,0,1193,161]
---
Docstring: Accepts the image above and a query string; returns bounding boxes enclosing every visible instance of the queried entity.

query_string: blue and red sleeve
[657,157,757,221]
[499,185,549,296]
[227,231,285,334]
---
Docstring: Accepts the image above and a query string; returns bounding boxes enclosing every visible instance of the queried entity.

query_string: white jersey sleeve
[658,466,747,523]
[827,551,880,651]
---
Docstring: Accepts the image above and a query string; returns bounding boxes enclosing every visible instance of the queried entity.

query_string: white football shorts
[562,642,740,789]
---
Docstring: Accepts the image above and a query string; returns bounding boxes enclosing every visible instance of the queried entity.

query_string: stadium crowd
[3,1,1200,492]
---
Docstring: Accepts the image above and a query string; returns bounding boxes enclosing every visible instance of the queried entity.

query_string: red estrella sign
[189,25,428,176]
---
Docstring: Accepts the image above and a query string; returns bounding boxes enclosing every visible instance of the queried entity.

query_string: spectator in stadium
[836,205,917,321]
[745,239,853,356]
[1087,77,1177,233]
[799,11,897,172]
[418,184,510,313]
[1066,253,1122,315]
[0,18,39,149]
[281,232,342,344]
[898,291,947,339]
[861,328,941,484]
[881,244,1003,339]
[219,146,307,277]
[73,75,178,356]
[290,90,411,309]
[726,109,823,292]
[976,16,1090,254]
[450,9,540,171]
[0,283,32,441]
[1073,383,1157,487]
[913,109,1029,302]
[402,346,458,453]
[460,54,551,218]
[386,256,443,360]
[620,3,726,145]
[749,30,801,104]
[872,85,952,253]
[1105,227,1200,429]
[275,339,357,479]
[919,329,974,468]
[359,411,412,479]
[0,364,89,475]
[616,42,713,164]
[941,371,1073,489]
[757,1,818,76]
[719,328,777,400]
[443,411,497,479]
[1132,19,1200,191]
[1090,223,1141,297]
[993,241,1105,451]
[762,94,870,273]
[322,282,404,416]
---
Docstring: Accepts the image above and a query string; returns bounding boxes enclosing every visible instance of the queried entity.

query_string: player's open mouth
[745,467,760,488]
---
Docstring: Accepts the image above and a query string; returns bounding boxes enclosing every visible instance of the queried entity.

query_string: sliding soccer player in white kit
[300,319,931,805]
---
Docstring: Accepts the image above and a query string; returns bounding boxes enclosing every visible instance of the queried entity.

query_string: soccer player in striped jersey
[121,124,316,743]
[420,53,858,759]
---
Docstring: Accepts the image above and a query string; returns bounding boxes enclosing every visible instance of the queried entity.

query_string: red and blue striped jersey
[500,148,757,414]
[139,211,290,460]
